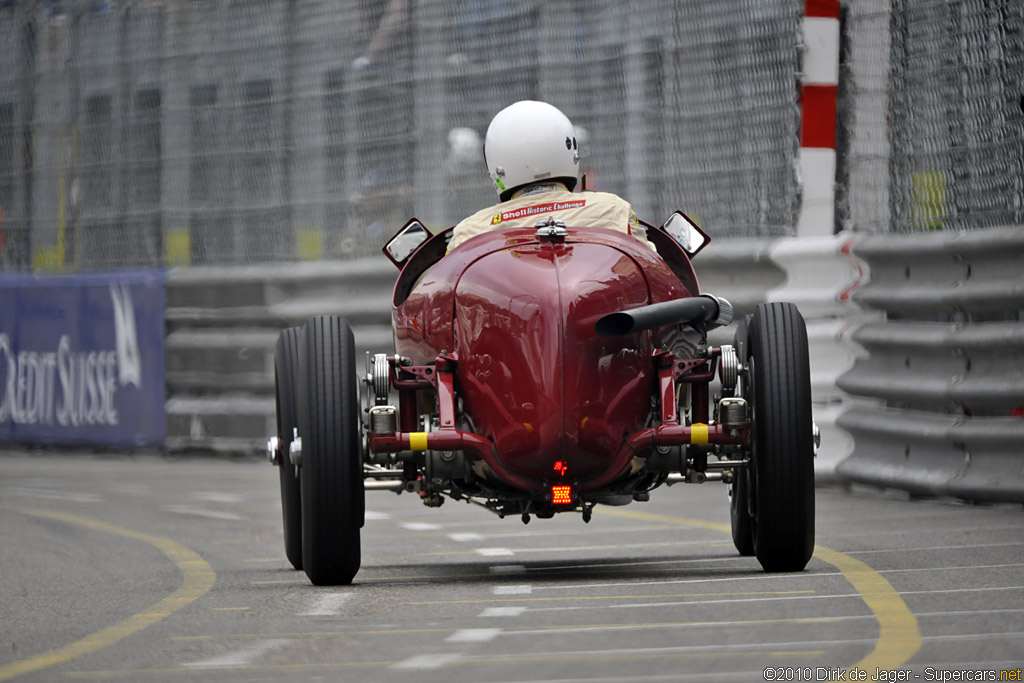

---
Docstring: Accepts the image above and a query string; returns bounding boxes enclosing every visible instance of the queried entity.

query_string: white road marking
[486,674,758,683]
[475,633,1022,664]
[183,639,291,668]
[489,565,527,574]
[534,574,831,592]
[8,487,102,503]
[523,585,1024,614]
[493,585,532,595]
[527,556,755,573]
[108,483,150,495]
[161,505,241,521]
[401,522,442,531]
[458,638,871,661]
[846,541,1024,554]
[527,562,1024,592]
[501,616,856,637]
[880,562,1024,573]
[470,524,680,542]
[449,532,485,542]
[478,547,514,557]
[435,540,730,557]
[480,607,528,617]
[445,628,502,643]
[364,510,391,520]
[479,610,1024,640]
[916,608,1024,618]
[301,592,352,616]
[194,491,243,504]
[824,523,1024,539]
[392,653,460,670]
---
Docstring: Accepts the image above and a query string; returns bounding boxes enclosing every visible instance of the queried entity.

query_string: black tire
[274,327,303,570]
[746,303,815,572]
[298,315,364,586]
[729,316,755,557]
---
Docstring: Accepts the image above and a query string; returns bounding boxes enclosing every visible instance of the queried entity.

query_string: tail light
[551,485,573,505]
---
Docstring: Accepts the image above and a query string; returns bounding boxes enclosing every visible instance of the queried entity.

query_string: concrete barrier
[766,234,878,480]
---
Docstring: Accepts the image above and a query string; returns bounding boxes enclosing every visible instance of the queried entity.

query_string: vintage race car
[268,212,815,585]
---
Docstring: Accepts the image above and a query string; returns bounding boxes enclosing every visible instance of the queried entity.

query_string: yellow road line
[0,507,216,682]
[597,507,923,672]
[813,546,923,672]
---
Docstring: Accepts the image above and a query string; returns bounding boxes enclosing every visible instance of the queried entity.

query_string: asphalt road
[1,453,1022,683]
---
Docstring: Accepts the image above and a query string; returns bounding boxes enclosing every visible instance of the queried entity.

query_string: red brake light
[551,485,573,505]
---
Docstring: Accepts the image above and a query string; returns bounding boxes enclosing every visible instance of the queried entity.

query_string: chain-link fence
[842,0,1024,234]
[0,0,1022,271]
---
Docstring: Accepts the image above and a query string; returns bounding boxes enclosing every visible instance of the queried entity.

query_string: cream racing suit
[447,183,654,253]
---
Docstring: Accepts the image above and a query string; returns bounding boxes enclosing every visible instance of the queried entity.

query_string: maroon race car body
[269,212,816,586]
[388,224,709,493]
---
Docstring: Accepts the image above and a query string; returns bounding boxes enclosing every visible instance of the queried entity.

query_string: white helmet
[484,101,580,201]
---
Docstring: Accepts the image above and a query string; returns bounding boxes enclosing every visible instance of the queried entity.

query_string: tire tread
[749,302,814,572]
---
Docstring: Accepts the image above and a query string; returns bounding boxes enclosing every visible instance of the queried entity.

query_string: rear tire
[299,315,364,585]
[746,303,814,572]
[274,327,303,570]
[729,315,755,557]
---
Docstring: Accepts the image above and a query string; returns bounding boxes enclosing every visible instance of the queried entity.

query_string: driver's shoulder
[579,189,632,207]
[454,202,504,230]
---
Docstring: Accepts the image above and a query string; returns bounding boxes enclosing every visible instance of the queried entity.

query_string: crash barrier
[0,270,166,448]
[164,259,396,452]
[836,227,1024,503]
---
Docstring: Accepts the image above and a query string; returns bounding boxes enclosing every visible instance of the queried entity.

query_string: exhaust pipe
[595,294,733,338]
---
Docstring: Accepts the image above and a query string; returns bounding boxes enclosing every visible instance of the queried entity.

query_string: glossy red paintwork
[391,226,697,493]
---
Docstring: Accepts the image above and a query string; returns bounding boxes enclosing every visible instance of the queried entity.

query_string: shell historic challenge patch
[491,200,587,225]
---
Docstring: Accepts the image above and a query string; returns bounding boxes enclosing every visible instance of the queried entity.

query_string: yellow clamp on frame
[409,432,429,451]
[690,423,709,445]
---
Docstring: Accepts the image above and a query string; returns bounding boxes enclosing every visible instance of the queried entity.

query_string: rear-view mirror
[662,211,710,257]
[383,219,431,268]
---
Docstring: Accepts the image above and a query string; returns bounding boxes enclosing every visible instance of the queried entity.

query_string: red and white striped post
[796,0,841,237]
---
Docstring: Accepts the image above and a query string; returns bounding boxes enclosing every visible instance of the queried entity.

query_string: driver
[447,100,654,253]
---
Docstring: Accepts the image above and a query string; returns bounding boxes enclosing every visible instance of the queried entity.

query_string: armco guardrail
[836,226,1024,503]
[693,239,785,322]
[165,260,394,452]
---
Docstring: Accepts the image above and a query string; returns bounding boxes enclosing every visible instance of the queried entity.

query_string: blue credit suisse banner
[0,270,166,447]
